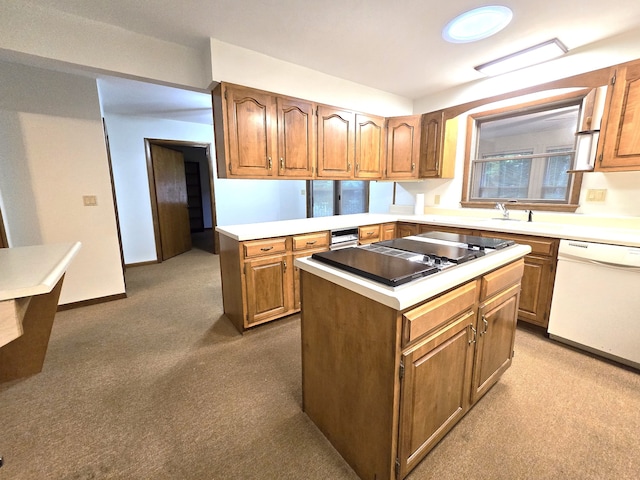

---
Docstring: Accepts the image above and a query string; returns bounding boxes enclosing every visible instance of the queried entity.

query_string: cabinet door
[244,254,292,326]
[397,311,476,478]
[225,86,277,177]
[517,255,556,328]
[354,114,385,179]
[596,63,640,172]
[471,283,520,403]
[420,111,443,177]
[277,97,315,177]
[358,224,381,244]
[317,106,355,178]
[397,222,419,238]
[381,222,397,240]
[385,115,421,179]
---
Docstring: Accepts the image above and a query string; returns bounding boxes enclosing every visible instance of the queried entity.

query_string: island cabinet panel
[354,113,385,179]
[301,258,524,480]
[276,97,315,177]
[596,61,640,172]
[316,106,355,178]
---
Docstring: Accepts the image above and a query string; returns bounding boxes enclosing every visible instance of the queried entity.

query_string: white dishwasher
[548,239,640,370]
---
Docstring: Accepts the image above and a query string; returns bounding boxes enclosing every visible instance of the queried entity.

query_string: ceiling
[37,0,640,124]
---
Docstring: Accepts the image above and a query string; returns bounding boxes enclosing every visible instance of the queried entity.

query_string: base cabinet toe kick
[299,258,525,480]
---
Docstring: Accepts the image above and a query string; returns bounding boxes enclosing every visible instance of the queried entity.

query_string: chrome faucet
[495,202,509,219]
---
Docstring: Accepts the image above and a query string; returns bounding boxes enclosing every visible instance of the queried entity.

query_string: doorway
[145,139,218,262]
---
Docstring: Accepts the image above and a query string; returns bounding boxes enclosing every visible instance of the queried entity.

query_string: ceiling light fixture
[442,6,513,43]
[475,38,569,76]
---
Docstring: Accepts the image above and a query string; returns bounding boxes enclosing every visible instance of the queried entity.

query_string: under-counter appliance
[311,233,509,287]
[548,239,640,370]
[329,227,359,250]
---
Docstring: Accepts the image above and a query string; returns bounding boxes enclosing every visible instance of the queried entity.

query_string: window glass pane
[311,180,334,217]
[339,181,367,214]
[470,102,580,203]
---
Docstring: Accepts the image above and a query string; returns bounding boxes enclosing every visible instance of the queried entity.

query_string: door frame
[145,139,218,262]
[0,206,8,248]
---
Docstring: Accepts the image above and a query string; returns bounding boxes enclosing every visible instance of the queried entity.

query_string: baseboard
[57,293,127,311]
[125,260,158,268]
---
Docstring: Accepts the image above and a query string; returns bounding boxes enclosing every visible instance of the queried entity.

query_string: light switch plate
[83,195,98,206]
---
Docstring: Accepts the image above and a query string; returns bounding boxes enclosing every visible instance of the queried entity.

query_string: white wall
[0,61,125,304]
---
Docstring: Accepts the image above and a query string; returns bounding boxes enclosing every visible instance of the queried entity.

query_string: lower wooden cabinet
[219,231,329,333]
[397,222,419,238]
[358,223,381,244]
[302,259,524,480]
[381,222,397,240]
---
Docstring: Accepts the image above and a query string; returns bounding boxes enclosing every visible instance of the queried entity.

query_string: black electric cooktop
[416,231,515,250]
[374,238,485,263]
[311,248,439,287]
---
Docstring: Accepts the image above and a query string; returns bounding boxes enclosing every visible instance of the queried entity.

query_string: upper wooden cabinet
[316,105,355,178]
[385,115,421,179]
[354,114,385,179]
[276,97,316,177]
[420,111,457,178]
[213,83,314,179]
[596,62,640,172]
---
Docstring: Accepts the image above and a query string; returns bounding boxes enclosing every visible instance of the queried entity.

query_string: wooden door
[355,114,384,179]
[317,106,355,178]
[386,115,421,179]
[397,311,476,478]
[277,97,315,177]
[151,144,192,260]
[596,63,640,171]
[471,283,520,403]
[226,86,276,176]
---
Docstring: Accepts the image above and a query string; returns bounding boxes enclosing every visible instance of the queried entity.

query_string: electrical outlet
[586,189,607,202]
[434,194,441,205]
[83,195,98,206]
[300,189,306,196]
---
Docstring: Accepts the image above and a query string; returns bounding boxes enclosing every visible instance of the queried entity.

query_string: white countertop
[0,242,82,301]
[216,213,639,247]
[295,243,531,310]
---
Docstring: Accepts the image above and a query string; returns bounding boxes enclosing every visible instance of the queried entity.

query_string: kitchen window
[462,92,588,211]
[307,180,369,217]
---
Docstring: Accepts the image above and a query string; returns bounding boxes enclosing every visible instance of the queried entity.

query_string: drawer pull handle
[306,240,317,245]
[260,246,274,252]
[468,325,477,345]
[367,231,374,236]
[481,315,488,335]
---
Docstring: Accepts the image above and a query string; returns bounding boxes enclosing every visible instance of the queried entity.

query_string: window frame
[306,180,370,217]
[461,90,590,212]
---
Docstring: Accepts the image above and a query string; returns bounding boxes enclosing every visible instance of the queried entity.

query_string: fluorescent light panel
[475,39,568,76]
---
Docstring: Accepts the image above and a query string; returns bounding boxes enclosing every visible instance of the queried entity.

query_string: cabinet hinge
[228,162,232,173]
[224,89,227,100]
[399,361,405,380]
[395,458,400,477]
[598,153,603,165]
[611,71,617,86]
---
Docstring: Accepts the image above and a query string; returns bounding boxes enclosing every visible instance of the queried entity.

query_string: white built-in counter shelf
[295,243,531,311]
[217,213,639,247]
[0,242,81,381]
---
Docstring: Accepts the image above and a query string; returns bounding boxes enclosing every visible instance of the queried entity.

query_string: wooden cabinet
[219,230,329,333]
[276,96,315,177]
[301,259,524,480]
[358,224,381,244]
[596,61,640,172]
[316,105,355,178]
[213,83,315,179]
[354,113,385,179]
[419,224,478,236]
[397,222,419,238]
[479,231,558,328]
[213,84,277,178]
[420,111,457,178]
[385,115,421,179]
[381,222,397,240]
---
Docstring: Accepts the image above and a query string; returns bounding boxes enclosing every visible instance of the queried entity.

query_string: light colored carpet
[1,247,638,479]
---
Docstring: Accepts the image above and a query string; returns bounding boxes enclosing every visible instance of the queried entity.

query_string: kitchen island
[296,241,530,480]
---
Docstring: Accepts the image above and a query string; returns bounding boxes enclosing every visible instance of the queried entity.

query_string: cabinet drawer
[402,281,477,347]
[480,259,524,301]
[243,237,288,258]
[292,231,330,251]
[359,224,381,241]
[481,232,557,257]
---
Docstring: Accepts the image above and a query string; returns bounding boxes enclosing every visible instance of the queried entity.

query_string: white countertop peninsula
[1,242,81,381]
[216,212,639,247]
